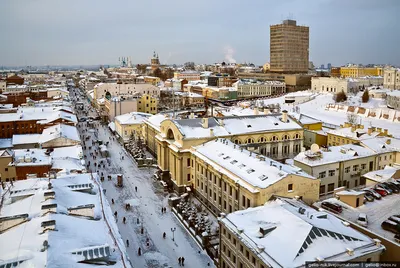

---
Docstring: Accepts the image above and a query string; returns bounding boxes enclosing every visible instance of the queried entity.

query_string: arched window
[167,129,175,140]
[258,137,266,143]
[283,135,289,141]
[246,138,254,144]
[294,133,300,139]
[270,136,278,142]
[234,139,242,145]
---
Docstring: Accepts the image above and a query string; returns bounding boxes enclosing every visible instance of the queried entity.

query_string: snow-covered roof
[192,139,315,192]
[51,145,85,173]
[13,148,51,167]
[361,166,400,183]
[0,138,13,149]
[386,90,400,97]
[221,197,383,267]
[115,112,152,125]
[144,114,167,131]
[328,127,382,141]
[361,137,400,153]
[0,107,77,124]
[294,144,376,167]
[298,114,322,125]
[172,114,302,139]
[235,79,285,86]
[0,174,126,268]
[12,134,41,146]
[39,124,80,144]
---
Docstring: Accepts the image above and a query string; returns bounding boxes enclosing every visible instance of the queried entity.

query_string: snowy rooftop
[221,197,384,267]
[13,148,51,167]
[298,114,322,125]
[144,114,167,131]
[328,127,382,141]
[235,79,285,86]
[39,124,80,144]
[315,194,400,243]
[0,139,13,149]
[115,112,152,125]
[0,174,126,267]
[173,114,302,139]
[361,137,400,153]
[0,106,77,124]
[192,139,315,192]
[386,90,400,97]
[294,144,376,167]
[12,134,41,146]
[361,166,400,183]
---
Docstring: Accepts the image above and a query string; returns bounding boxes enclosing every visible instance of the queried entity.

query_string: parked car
[381,220,400,234]
[321,201,343,213]
[364,189,381,200]
[374,187,388,197]
[377,184,393,195]
[389,216,400,224]
[363,192,374,202]
[78,117,87,122]
[357,213,368,227]
[385,182,400,193]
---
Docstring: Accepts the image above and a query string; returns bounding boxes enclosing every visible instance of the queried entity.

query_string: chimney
[344,122,351,128]
[282,110,288,123]
[373,239,381,247]
[367,127,373,135]
[346,248,354,256]
[254,107,259,115]
[220,119,224,126]
[202,118,209,128]
[189,112,194,119]
[264,108,270,115]
[383,129,388,135]
[377,127,382,133]
[386,139,391,145]
[351,125,356,132]
[210,128,214,136]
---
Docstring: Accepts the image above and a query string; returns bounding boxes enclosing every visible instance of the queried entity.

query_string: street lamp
[171,227,176,241]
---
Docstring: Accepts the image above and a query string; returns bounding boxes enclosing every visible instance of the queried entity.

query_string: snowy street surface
[71,88,213,268]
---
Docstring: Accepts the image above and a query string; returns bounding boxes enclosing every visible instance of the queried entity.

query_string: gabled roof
[40,124,80,144]
[221,197,384,267]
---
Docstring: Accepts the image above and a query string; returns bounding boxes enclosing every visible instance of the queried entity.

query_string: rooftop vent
[259,175,268,181]
[346,247,354,256]
[246,168,255,174]
[315,257,325,262]
[41,220,56,233]
[298,207,306,214]
[373,239,381,247]
[259,225,277,237]
[256,245,265,253]
[342,221,350,227]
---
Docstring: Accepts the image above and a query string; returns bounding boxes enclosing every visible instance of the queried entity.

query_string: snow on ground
[315,194,400,243]
[71,87,214,268]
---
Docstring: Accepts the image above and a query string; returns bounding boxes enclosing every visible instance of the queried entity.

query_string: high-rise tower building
[270,20,309,73]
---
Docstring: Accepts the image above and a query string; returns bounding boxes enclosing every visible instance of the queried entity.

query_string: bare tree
[347,113,359,124]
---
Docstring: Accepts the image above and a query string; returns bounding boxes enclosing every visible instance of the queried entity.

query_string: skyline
[0,0,399,67]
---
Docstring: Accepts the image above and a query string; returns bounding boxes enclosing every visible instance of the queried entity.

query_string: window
[5,168,8,172]
[384,155,387,160]
[187,174,190,181]
[252,256,256,265]
[247,198,250,208]
[355,180,358,187]
[353,165,359,172]
[288,183,293,191]
[233,238,236,246]
[345,167,350,173]
[327,183,335,192]
[246,250,250,259]
[328,170,335,176]
[319,171,326,178]
[240,245,243,253]
[361,164,366,170]
[242,196,245,207]
[319,184,326,194]
[187,158,190,167]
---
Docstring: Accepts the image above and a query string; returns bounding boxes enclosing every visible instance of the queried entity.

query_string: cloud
[223,45,236,64]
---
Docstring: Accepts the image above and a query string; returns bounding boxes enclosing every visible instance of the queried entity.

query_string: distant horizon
[1,0,399,67]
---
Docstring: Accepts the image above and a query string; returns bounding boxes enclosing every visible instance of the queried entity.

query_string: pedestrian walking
[137,247,141,256]
[182,257,185,266]
[126,239,129,247]
[123,217,126,224]
[135,186,137,192]
[178,257,182,266]
[161,207,164,214]
[163,232,166,239]
[103,189,106,194]
[114,211,118,217]
[111,198,114,204]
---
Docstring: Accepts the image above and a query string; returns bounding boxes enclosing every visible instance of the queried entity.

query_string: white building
[39,124,81,148]
[173,71,201,81]
[94,82,160,100]
[219,197,384,268]
[47,87,69,99]
[0,80,6,93]
[383,68,400,89]
[234,79,285,99]
[311,77,357,94]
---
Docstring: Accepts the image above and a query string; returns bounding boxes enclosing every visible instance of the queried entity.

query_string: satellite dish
[310,144,320,153]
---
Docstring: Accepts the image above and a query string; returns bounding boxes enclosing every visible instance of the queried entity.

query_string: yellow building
[340,66,383,78]
[142,114,166,156]
[327,123,391,147]
[0,149,16,181]
[114,112,152,142]
[154,112,304,191]
[137,94,158,114]
[297,114,328,149]
[191,139,319,216]
[219,197,385,268]
[143,76,161,86]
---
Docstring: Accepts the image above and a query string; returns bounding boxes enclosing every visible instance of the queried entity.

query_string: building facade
[311,77,357,94]
[383,68,400,89]
[114,112,152,142]
[234,79,286,99]
[270,20,309,73]
[0,149,16,181]
[340,66,383,78]
[173,71,201,81]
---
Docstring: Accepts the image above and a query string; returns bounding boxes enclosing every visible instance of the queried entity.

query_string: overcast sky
[0,0,399,67]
